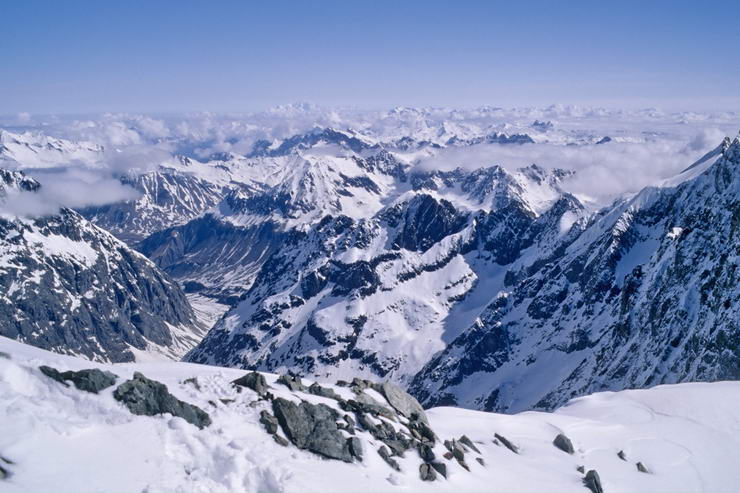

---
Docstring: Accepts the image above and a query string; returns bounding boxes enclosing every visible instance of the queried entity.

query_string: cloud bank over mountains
[1,104,737,215]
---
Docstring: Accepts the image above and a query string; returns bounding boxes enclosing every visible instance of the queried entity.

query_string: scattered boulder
[39,365,117,394]
[475,457,485,466]
[378,445,401,471]
[583,469,604,493]
[308,382,342,400]
[577,465,585,474]
[273,435,289,447]
[636,462,649,473]
[444,439,469,469]
[260,410,279,434]
[272,398,354,462]
[379,382,428,424]
[233,371,269,396]
[459,435,481,453]
[113,372,211,429]
[494,433,519,454]
[431,461,448,478]
[276,373,306,392]
[419,463,437,481]
[0,464,8,480]
[0,351,10,359]
[553,433,575,454]
[617,450,627,461]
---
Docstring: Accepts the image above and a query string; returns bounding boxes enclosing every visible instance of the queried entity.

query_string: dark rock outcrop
[113,372,211,429]
[583,469,604,493]
[553,433,575,454]
[39,365,117,394]
[271,398,354,462]
[233,371,269,397]
[494,433,519,454]
[419,462,437,481]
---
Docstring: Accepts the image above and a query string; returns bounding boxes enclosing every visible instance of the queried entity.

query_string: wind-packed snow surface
[1,336,739,493]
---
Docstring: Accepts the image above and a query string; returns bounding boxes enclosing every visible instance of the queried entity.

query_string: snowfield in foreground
[1,336,738,493]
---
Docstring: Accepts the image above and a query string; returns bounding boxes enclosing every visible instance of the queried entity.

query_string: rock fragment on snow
[459,434,481,453]
[617,450,627,461]
[583,469,604,493]
[417,442,435,462]
[39,365,117,394]
[636,462,649,473]
[419,462,437,481]
[113,372,211,429]
[260,410,279,434]
[431,461,448,478]
[494,433,519,454]
[273,435,289,447]
[272,398,354,462]
[553,433,575,454]
[233,371,269,396]
[378,445,400,471]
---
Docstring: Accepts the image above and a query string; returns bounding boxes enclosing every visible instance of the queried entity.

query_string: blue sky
[3,0,739,114]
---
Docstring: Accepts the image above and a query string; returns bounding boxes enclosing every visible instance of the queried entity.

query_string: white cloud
[0,168,141,218]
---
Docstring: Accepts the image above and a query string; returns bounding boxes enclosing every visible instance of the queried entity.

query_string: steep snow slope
[0,170,203,362]
[410,136,740,412]
[1,337,738,493]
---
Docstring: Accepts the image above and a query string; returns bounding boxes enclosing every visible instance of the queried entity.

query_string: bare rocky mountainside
[0,169,203,362]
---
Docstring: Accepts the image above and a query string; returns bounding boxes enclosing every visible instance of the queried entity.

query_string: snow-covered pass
[1,336,737,493]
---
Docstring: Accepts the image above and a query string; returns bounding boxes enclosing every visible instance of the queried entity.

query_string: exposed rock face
[271,398,354,462]
[113,372,211,429]
[553,433,575,454]
[0,169,201,363]
[39,366,117,394]
[411,138,740,412]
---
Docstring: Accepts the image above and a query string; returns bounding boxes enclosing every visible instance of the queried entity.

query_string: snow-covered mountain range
[0,108,737,418]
